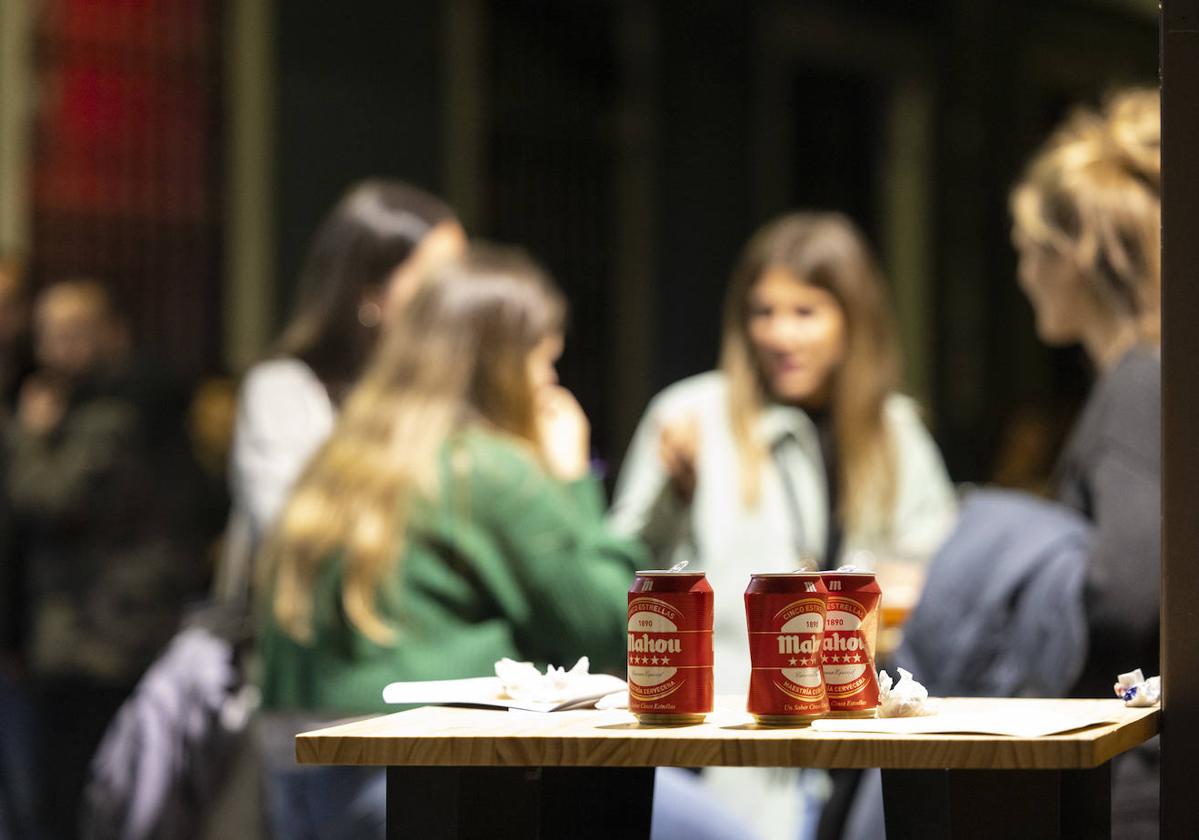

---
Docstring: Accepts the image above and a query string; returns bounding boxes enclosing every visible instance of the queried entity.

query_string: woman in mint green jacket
[610,213,956,840]
[257,246,647,838]
[612,214,956,696]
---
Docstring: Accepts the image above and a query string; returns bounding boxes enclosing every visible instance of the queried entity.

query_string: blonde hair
[720,212,899,533]
[1011,87,1161,342]
[266,245,566,644]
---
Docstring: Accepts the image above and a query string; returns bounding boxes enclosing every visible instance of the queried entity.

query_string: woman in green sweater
[257,245,645,837]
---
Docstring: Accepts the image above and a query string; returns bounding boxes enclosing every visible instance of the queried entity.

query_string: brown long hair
[1010,88,1160,342]
[274,179,458,393]
[267,245,566,644]
[720,212,899,532]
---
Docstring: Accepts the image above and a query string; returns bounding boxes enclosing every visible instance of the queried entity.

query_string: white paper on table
[810,708,1121,738]
[381,674,627,713]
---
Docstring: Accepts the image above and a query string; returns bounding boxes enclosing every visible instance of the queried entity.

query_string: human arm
[535,385,591,482]
[5,397,136,521]
[607,395,694,563]
[230,362,334,536]
[1071,447,1160,646]
[464,436,648,675]
[1055,356,1161,661]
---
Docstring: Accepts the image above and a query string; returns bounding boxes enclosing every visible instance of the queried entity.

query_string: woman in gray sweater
[1011,87,1160,835]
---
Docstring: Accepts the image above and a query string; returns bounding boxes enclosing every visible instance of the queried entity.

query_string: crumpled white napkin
[595,691,629,710]
[1114,668,1161,707]
[877,667,936,717]
[495,656,594,703]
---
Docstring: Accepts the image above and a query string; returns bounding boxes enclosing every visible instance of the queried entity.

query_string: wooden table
[297,697,1158,839]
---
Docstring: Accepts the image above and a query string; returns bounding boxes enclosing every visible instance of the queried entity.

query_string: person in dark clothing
[1052,349,1159,698]
[825,87,1162,840]
[0,255,38,840]
[1012,87,1161,837]
[0,256,34,655]
[5,279,222,840]
[0,255,33,655]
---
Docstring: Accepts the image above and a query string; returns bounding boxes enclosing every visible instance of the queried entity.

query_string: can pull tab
[668,560,690,573]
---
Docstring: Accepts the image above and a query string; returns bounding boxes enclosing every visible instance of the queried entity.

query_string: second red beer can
[744,573,830,725]
[820,571,882,717]
[627,570,714,725]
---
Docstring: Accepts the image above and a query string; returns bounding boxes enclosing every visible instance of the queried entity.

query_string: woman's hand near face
[537,385,591,481]
[658,413,700,504]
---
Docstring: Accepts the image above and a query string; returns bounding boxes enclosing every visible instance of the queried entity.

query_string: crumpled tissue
[495,656,595,703]
[877,667,936,717]
[1113,669,1161,707]
[595,691,629,710]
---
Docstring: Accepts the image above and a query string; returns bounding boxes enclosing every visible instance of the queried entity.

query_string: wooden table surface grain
[296,697,1158,771]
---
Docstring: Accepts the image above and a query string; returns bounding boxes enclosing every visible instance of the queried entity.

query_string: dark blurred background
[0,0,1158,485]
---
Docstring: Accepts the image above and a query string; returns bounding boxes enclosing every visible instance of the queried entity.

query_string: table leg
[386,766,656,840]
[881,763,1111,839]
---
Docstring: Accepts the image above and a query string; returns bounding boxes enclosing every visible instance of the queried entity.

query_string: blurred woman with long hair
[1011,87,1161,833]
[610,213,956,840]
[224,180,463,838]
[612,212,955,692]
[258,246,646,837]
[222,179,465,600]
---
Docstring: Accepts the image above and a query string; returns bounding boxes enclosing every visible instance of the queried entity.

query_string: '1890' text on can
[744,572,830,725]
[820,570,882,717]
[628,571,714,725]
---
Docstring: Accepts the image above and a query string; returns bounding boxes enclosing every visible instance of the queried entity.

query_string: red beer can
[744,573,830,725]
[820,571,882,717]
[627,570,714,724]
